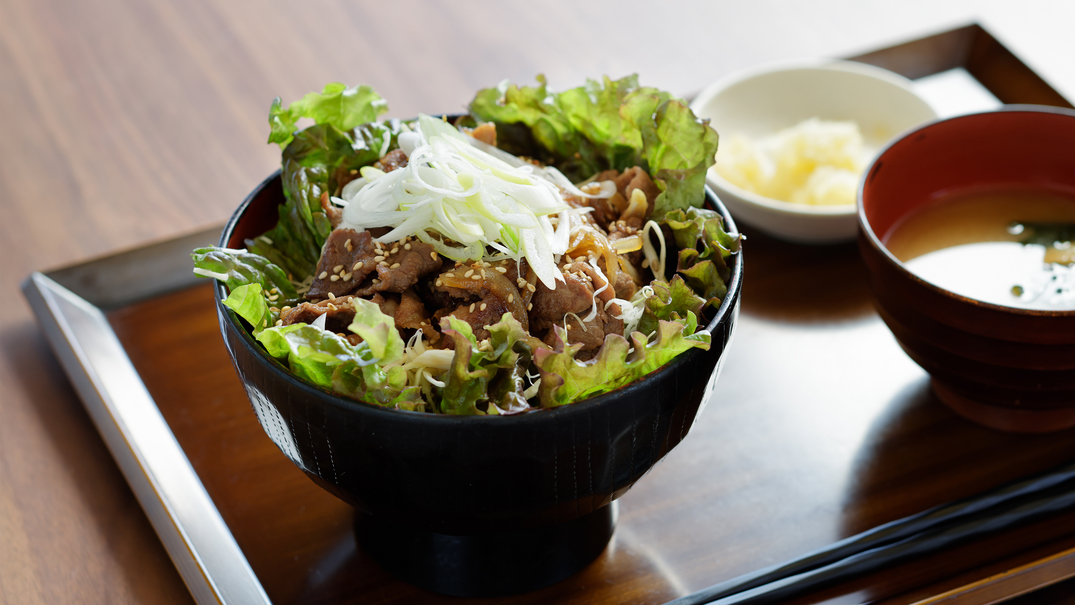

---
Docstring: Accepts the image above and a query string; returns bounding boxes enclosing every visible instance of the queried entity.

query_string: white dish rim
[691,58,934,219]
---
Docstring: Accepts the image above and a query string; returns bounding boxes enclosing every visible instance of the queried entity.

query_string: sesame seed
[431,251,438,260]
[372,278,380,284]
[328,293,336,299]
[527,303,533,310]
[527,284,536,292]
[567,324,573,330]
[469,303,476,312]
[327,303,337,311]
[333,265,344,273]
[404,243,411,250]
[436,279,443,287]
[390,263,401,269]
[275,320,283,326]
[344,239,353,252]
[353,261,363,270]
[330,275,340,282]
[496,266,507,273]
[480,270,486,278]
[390,247,399,255]
[480,303,487,311]
[464,269,474,277]
[268,294,279,301]
[282,306,291,312]
[342,272,352,281]
[508,294,514,303]
[380,261,388,267]
[374,255,385,262]
[470,274,481,280]
[319,271,329,279]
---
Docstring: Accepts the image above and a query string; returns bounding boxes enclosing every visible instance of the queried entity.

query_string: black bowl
[216,172,743,595]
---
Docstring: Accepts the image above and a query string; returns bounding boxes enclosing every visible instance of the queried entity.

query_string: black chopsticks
[666,460,1075,605]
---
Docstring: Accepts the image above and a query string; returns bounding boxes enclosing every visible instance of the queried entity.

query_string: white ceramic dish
[691,59,938,244]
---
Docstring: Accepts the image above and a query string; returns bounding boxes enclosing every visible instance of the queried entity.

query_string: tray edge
[22,263,269,605]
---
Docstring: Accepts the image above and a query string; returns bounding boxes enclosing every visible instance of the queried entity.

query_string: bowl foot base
[933,380,1075,433]
[355,503,616,597]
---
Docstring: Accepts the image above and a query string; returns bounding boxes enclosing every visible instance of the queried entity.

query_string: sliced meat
[614,166,660,207]
[434,262,528,340]
[353,240,443,297]
[572,261,624,339]
[306,229,379,300]
[395,288,439,343]
[532,260,624,355]
[542,314,606,354]
[528,265,594,334]
[368,292,400,318]
[375,149,409,173]
[320,191,345,229]
[469,123,497,146]
[612,267,637,301]
[308,230,443,302]
[510,259,539,311]
[280,295,359,335]
[592,166,659,228]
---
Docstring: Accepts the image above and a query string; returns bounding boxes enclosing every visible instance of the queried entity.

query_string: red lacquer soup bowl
[857,106,1075,433]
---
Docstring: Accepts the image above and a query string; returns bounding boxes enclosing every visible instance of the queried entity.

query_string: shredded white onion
[193,268,230,281]
[523,378,541,400]
[402,349,455,372]
[607,284,653,335]
[378,133,391,157]
[641,220,667,282]
[397,131,420,157]
[582,257,610,323]
[337,114,580,289]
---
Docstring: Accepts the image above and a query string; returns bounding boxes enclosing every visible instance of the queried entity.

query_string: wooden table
[3,1,1074,603]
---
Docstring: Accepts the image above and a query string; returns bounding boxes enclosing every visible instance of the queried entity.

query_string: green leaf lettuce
[437,314,542,415]
[255,302,418,408]
[468,74,719,219]
[191,246,300,305]
[269,83,388,149]
[534,312,710,407]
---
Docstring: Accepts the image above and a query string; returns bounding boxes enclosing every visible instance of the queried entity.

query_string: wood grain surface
[3,1,1075,604]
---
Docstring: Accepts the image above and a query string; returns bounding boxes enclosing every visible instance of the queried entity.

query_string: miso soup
[883,187,1075,311]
